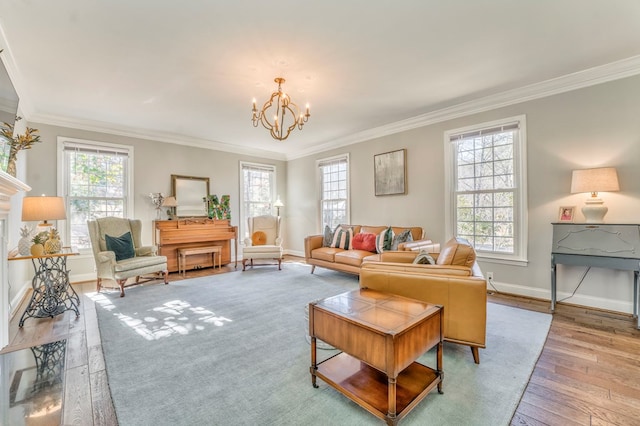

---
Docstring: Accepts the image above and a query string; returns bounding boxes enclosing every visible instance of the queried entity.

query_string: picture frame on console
[374,148,406,196]
[558,205,575,222]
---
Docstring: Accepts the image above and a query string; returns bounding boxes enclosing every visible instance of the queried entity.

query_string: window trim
[444,115,528,265]
[316,153,350,232]
[57,137,134,254]
[238,161,276,242]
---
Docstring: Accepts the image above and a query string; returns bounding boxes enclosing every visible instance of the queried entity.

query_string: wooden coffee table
[309,289,443,426]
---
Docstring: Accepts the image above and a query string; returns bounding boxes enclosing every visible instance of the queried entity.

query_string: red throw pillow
[352,232,377,252]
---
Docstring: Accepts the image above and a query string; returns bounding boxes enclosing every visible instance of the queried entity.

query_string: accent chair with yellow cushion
[242,214,283,271]
[360,237,487,363]
[87,217,168,297]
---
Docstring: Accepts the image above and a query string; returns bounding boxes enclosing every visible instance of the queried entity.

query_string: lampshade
[570,167,620,194]
[273,196,284,208]
[570,167,619,223]
[162,196,178,207]
[22,195,67,226]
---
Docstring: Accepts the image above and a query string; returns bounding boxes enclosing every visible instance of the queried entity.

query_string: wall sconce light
[570,167,620,223]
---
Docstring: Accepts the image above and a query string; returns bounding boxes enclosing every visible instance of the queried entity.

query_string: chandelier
[252,77,310,141]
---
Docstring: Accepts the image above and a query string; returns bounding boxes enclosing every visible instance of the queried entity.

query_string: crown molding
[286,55,640,160]
[28,112,287,161]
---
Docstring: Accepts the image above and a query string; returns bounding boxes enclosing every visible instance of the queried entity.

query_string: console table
[9,249,81,327]
[551,223,640,328]
[154,219,237,273]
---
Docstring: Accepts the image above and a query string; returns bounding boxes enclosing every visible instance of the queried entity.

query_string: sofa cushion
[413,250,436,265]
[352,232,376,252]
[331,226,353,249]
[436,237,476,268]
[335,250,371,267]
[390,229,413,250]
[311,247,344,262]
[375,227,394,253]
[105,231,135,261]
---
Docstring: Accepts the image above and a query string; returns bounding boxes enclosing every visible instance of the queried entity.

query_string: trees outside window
[58,138,133,251]
[445,116,527,263]
[317,154,349,231]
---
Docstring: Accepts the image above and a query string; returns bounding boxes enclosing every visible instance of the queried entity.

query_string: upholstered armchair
[87,217,168,297]
[242,215,283,271]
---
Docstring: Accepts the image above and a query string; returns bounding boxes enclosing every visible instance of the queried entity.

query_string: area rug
[95,263,551,425]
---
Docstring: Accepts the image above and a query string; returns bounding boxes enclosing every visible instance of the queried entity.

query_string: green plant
[31,231,48,245]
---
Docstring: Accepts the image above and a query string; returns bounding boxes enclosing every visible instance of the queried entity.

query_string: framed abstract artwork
[374,149,407,196]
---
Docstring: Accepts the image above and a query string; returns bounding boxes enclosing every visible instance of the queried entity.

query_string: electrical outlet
[487,271,494,281]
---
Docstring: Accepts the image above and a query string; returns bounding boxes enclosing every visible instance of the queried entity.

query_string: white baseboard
[285,249,304,258]
[490,280,634,315]
[9,280,30,319]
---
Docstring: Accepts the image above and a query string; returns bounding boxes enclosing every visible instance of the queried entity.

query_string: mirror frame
[171,174,210,217]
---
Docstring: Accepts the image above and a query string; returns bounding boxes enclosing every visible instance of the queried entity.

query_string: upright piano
[154,219,238,273]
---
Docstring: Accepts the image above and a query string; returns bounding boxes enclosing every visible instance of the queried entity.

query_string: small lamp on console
[570,167,619,223]
[162,196,178,220]
[22,195,67,227]
[273,196,284,217]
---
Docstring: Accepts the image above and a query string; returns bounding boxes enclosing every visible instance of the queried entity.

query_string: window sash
[240,162,275,240]
[318,155,349,230]
[445,116,527,263]
[58,138,133,251]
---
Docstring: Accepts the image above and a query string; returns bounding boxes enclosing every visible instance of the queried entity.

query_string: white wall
[16,74,640,316]
[20,123,287,295]
[287,74,640,314]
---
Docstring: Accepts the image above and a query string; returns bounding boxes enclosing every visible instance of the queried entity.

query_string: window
[444,115,527,263]
[57,138,133,251]
[317,154,349,231]
[239,162,276,240]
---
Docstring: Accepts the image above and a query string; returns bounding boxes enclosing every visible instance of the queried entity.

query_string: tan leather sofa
[304,225,436,275]
[359,237,487,363]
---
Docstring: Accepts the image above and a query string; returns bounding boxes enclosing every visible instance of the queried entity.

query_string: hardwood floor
[3,259,640,425]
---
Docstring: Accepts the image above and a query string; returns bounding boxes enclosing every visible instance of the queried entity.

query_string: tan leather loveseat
[304,225,436,275]
[359,237,487,363]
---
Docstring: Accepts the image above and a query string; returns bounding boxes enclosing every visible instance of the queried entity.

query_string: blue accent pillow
[105,231,135,261]
[322,225,335,247]
[391,229,413,251]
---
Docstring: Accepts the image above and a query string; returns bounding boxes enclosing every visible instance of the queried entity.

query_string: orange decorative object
[251,231,267,246]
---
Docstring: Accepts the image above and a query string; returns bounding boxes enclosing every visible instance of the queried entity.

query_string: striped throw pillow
[375,227,394,254]
[331,226,353,250]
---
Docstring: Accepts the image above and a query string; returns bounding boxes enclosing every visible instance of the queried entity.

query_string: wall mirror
[0,55,20,172]
[171,174,210,217]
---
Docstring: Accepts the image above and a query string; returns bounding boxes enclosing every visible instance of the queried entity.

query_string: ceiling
[1,1,640,160]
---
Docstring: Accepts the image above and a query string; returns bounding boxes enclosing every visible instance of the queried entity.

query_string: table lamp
[22,195,67,226]
[570,167,619,223]
[162,196,178,220]
[273,196,284,217]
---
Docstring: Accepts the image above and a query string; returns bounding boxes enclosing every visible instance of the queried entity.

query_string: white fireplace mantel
[0,169,30,349]
[0,169,30,205]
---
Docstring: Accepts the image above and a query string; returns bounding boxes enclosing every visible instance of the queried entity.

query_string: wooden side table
[309,289,443,425]
[9,248,80,327]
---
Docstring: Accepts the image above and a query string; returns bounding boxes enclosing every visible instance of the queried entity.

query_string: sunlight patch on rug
[111,298,233,341]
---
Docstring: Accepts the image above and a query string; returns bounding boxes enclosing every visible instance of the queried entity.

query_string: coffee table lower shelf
[313,352,442,425]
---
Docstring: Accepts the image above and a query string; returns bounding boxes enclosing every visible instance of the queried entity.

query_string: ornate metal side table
[9,248,80,327]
